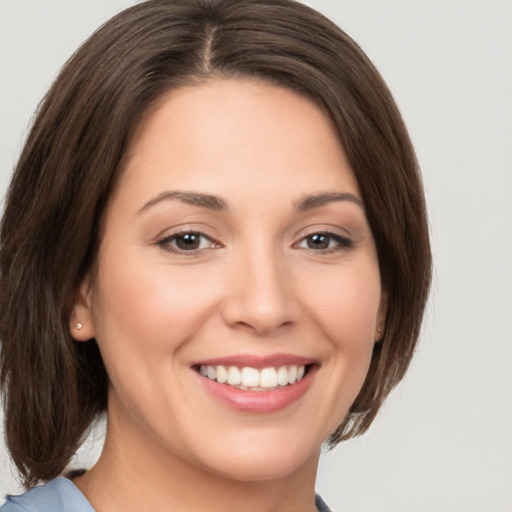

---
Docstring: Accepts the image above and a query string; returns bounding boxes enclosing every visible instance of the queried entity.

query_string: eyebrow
[293,192,364,211]
[137,191,227,214]
[137,190,363,215]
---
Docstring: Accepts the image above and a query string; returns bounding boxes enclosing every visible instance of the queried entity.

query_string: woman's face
[73,78,385,481]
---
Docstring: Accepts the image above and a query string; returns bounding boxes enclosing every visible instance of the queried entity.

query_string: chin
[191,430,322,483]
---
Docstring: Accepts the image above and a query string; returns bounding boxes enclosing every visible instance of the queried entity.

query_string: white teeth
[287,365,297,384]
[227,366,241,385]
[277,366,289,386]
[216,365,227,384]
[241,367,260,387]
[207,366,216,380]
[260,367,277,388]
[199,364,308,389]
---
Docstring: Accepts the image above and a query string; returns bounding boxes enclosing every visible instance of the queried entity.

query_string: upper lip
[192,353,317,369]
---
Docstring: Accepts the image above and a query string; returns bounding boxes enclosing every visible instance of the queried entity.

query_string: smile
[193,355,317,413]
[199,364,307,391]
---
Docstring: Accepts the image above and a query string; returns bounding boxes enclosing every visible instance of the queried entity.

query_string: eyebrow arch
[294,192,364,211]
[137,191,227,214]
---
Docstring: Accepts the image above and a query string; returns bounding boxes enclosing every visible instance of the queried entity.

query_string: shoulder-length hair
[0,0,431,487]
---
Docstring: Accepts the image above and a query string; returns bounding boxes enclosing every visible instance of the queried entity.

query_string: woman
[0,0,431,511]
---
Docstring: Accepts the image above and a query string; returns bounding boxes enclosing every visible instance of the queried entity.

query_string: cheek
[305,267,382,350]
[301,263,381,415]
[90,252,220,373]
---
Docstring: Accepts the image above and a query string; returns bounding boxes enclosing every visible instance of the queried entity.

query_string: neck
[74,412,320,512]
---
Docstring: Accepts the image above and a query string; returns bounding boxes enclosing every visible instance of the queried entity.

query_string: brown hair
[0,0,431,487]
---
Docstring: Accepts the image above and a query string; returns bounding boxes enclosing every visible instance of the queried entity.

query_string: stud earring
[75,323,83,330]
[377,327,382,334]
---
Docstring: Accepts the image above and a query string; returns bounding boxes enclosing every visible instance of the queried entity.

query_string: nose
[220,246,300,336]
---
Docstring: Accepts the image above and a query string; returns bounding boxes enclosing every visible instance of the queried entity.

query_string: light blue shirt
[1,478,93,512]
[2,477,333,511]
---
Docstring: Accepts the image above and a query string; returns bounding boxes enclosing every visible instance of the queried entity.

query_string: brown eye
[296,232,353,252]
[158,231,217,253]
[306,233,330,249]
[175,233,201,250]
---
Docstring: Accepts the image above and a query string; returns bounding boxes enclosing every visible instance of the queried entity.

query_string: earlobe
[69,277,96,341]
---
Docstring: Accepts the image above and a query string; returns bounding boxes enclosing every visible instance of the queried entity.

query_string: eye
[157,231,218,253]
[296,232,352,252]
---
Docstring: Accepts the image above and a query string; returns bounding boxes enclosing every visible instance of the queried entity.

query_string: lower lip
[196,366,317,413]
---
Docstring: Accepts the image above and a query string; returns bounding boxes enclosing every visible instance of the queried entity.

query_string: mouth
[192,355,317,413]
[194,363,311,391]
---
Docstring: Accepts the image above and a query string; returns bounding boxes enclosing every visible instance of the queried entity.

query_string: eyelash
[157,231,219,254]
[157,230,353,255]
[294,232,353,253]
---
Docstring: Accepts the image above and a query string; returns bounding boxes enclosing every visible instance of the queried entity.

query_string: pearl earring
[75,323,83,330]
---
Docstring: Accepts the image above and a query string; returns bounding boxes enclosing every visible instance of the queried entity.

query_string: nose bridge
[222,240,298,334]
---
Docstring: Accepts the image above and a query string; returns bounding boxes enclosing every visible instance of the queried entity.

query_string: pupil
[176,233,200,250]
[308,233,329,249]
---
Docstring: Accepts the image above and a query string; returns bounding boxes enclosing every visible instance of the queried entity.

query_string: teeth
[277,366,288,386]
[227,366,241,385]
[199,364,307,390]
[287,365,297,384]
[260,367,277,388]
[241,367,260,387]
[207,366,216,380]
[216,365,228,384]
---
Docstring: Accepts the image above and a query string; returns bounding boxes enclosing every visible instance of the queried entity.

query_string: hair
[0,0,431,487]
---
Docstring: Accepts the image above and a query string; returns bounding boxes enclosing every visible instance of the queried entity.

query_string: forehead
[113,78,361,211]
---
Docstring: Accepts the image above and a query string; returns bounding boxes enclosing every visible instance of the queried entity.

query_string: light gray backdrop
[1,1,511,511]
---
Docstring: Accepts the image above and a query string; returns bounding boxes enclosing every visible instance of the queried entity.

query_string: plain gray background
[1,1,511,511]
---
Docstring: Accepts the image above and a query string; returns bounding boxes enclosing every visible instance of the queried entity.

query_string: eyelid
[297,233,352,248]
[293,224,353,242]
[155,226,222,255]
[153,223,218,242]
[292,226,354,253]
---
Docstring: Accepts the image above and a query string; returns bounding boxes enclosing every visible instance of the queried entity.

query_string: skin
[71,78,386,512]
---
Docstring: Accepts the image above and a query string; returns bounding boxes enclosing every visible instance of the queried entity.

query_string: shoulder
[315,494,334,512]
[1,477,94,512]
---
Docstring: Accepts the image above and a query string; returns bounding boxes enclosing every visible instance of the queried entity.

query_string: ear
[375,291,388,342]
[69,275,96,341]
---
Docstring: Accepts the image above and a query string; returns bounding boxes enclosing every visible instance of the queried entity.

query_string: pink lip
[194,358,318,414]
[193,353,316,369]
